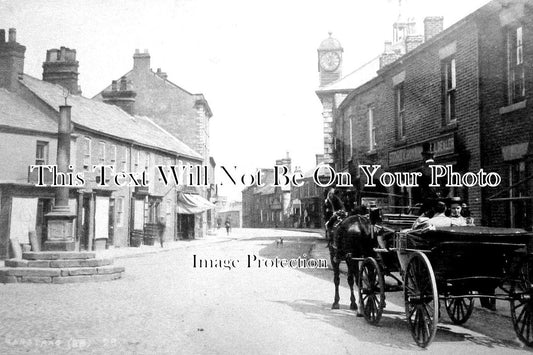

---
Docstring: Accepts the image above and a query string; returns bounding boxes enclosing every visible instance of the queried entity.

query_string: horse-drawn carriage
[330,209,533,348]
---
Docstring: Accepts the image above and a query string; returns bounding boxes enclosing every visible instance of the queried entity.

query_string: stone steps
[0,252,124,284]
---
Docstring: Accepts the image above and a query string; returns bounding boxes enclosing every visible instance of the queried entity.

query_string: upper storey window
[507,25,525,104]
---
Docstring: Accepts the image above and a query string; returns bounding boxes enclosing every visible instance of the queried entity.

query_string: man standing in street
[157,216,166,248]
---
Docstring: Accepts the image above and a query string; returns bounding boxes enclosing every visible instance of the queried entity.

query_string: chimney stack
[0,28,26,91]
[156,68,168,80]
[42,46,81,95]
[133,48,150,72]
[101,77,136,115]
[405,35,424,52]
[8,28,16,42]
[424,17,444,41]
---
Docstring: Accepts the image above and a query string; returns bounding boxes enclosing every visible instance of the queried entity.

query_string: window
[98,142,106,165]
[395,83,405,138]
[83,137,91,170]
[349,116,354,156]
[145,152,151,181]
[121,148,128,172]
[507,26,525,104]
[442,57,456,123]
[116,197,124,227]
[368,106,376,150]
[133,150,140,173]
[35,141,49,165]
[110,145,117,171]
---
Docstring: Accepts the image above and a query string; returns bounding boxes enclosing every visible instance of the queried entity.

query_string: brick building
[93,49,216,237]
[0,30,204,258]
[241,154,293,228]
[317,0,533,229]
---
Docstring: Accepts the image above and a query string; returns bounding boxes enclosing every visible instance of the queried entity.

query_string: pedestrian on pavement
[225,218,231,236]
[157,216,166,248]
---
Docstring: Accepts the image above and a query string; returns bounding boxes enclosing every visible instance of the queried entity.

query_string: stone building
[0,29,205,258]
[93,49,215,237]
[241,154,293,228]
[317,0,533,229]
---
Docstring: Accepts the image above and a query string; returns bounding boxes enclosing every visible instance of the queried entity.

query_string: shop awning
[176,193,216,214]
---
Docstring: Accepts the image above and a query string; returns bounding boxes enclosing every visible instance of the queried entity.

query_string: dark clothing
[324,194,344,221]
[225,221,231,235]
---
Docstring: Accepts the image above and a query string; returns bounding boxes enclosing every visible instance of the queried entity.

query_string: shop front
[176,192,215,239]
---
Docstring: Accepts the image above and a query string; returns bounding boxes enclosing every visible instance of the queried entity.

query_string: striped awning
[176,193,215,214]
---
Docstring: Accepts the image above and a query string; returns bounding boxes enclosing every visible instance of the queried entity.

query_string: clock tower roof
[318,32,343,51]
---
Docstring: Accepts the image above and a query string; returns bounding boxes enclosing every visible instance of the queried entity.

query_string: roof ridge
[149,69,194,95]
[320,54,381,90]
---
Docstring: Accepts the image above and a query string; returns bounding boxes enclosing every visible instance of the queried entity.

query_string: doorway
[177,214,194,239]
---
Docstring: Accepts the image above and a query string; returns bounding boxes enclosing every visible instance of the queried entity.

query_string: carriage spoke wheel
[358,257,385,325]
[511,255,533,347]
[445,297,474,325]
[404,251,439,348]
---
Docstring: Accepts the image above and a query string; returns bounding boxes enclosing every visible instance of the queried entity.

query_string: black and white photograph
[1,0,533,353]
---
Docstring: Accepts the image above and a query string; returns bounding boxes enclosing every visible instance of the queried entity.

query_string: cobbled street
[0,229,532,354]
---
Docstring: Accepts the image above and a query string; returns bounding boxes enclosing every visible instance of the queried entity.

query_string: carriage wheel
[404,251,439,348]
[445,297,474,325]
[358,257,385,325]
[511,255,533,347]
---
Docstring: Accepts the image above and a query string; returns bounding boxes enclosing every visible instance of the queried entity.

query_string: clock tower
[318,32,343,87]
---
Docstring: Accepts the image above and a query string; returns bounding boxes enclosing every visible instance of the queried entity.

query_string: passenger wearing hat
[449,197,468,226]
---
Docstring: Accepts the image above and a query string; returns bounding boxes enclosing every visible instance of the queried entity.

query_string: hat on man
[449,196,462,206]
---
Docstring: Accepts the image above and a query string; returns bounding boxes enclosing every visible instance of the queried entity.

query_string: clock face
[320,51,340,72]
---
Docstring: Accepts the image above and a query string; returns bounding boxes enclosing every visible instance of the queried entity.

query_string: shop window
[509,161,532,229]
[507,26,525,104]
[442,57,456,124]
[35,141,49,165]
[395,83,405,139]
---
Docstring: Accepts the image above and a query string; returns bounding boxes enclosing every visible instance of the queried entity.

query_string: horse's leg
[330,248,340,309]
[348,259,363,316]
[347,259,357,311]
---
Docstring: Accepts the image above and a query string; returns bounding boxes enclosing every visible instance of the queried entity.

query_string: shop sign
[388,134,455,167]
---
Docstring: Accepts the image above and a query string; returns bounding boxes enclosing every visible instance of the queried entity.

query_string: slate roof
[316,55,381,93]
[0,88,57,134]
[19,74,201,160]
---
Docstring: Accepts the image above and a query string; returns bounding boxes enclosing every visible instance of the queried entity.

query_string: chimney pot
[384,41,392,53]
[111,80,117,91]
[0,29,5,43]
[8,28,16,43]
[135,48,140,54]
[119,76,127,91]
[143,49,148,53]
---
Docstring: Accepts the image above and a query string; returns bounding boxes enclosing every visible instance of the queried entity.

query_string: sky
[1,0,490,200]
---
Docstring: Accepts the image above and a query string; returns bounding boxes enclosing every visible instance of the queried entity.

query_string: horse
[328,212,395,312]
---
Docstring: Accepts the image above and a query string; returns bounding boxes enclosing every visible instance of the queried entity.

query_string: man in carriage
[324,187,347,249]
